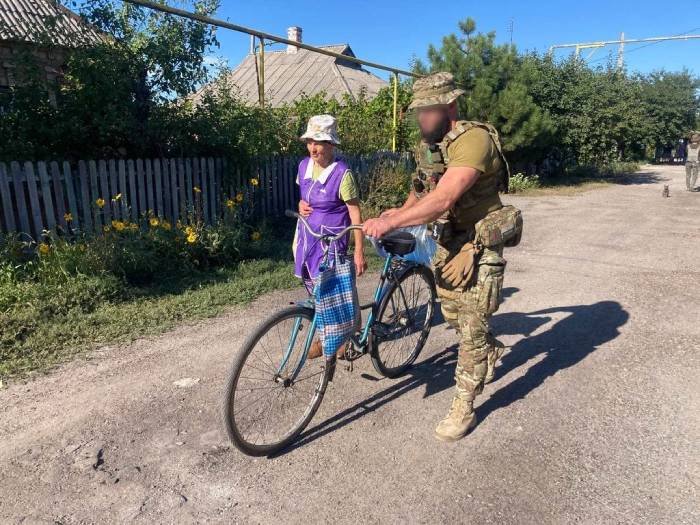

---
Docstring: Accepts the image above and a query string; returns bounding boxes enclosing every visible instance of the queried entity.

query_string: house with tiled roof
[194,26,388,107]
[0,0,101,93]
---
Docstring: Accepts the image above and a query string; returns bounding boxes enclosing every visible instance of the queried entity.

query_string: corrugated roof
[0,0,102,47]
[194,44,388,107]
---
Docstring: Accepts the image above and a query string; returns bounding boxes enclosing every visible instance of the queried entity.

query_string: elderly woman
[293,115,366,358]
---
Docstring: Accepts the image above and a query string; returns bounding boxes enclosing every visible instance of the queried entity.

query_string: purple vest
[294,157,351,279]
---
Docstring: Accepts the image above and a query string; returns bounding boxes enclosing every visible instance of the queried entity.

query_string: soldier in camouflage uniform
[363,72,521,442]
[686,133,700,191]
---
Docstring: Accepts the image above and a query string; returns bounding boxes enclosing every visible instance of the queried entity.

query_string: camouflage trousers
[433,240,506,403]
[686,161,699,191]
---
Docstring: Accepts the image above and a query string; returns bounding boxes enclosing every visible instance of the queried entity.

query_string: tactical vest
[412,120,511,238]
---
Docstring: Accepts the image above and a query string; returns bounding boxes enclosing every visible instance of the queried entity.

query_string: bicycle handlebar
[286,209,362,241]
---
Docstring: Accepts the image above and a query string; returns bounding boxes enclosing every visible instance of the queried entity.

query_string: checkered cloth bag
[314,251,360,358]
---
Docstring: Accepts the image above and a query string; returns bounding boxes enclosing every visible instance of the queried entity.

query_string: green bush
[509,172,541,193]
[360,164,413,219]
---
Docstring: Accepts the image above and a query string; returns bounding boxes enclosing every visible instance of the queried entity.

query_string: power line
[588,27,700,65]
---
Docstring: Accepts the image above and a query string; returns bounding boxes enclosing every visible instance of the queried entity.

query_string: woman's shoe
[307,340,346,359]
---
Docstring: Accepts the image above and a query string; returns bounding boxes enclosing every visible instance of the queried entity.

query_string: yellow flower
[38,242,50,255]
[186,232,197,244]
[149,217,160,227]
[112,193,122,201]
[235,192,244,203]
[95,198,105,208]
[226,199,235,209]
[185,225,194,236]
[251,231,261,242]
[161,220,172,230]
[250,178,259,187]
[193,186,202,193]
[64,212,73,223]
[112,220,125,231]
[103,225,111,233]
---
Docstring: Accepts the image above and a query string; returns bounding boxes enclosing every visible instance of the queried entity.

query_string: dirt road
[1,165,698,524]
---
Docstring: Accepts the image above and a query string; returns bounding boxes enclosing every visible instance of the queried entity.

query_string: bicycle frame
[278,254,412,382]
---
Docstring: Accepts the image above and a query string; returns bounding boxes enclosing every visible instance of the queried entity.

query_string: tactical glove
[441,242,477,288]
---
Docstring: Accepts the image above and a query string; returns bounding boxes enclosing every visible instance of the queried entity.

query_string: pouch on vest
[475,205,523,248]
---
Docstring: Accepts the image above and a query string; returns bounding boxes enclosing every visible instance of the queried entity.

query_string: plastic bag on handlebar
[371,225,436,266]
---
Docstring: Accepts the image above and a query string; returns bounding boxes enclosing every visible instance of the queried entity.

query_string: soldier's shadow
[270,298,627,457]
[479,300,629,422]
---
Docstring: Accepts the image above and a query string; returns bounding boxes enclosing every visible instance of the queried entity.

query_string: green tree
[638,70,699,149]
[413,18,555,165]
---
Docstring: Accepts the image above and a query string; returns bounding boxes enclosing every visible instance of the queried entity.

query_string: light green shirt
[296,163,359,202]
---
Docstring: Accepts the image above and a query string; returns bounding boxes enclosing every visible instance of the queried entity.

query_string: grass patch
[0,257,299,380]
[1,228,385,381]
[509,161,641,196]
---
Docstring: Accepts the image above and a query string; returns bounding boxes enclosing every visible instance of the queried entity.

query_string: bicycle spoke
[227,308,326,450]
[374,268,434,373]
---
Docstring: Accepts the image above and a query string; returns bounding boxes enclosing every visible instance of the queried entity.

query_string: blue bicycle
[223,211,437,456]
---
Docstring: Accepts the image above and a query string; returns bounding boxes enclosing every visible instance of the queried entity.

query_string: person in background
[293,114,367,358]
[686,132,700,191]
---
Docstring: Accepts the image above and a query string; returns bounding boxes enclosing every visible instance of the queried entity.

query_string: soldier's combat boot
[434,395,476,442]
[484,339,505,384]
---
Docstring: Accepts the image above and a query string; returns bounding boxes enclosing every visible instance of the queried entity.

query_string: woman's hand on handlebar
[298,200,313,218]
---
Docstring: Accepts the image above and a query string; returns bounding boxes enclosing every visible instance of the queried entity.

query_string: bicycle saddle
[378,230,416,256]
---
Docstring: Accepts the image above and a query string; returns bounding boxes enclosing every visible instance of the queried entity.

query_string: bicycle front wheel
[371,264,436,378]
[223,305,329,456]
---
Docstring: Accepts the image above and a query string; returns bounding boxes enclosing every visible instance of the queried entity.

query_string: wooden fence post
[0,162,16,232]
[63,161,80,231]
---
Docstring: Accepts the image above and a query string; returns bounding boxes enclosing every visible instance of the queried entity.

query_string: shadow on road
[479,300,629,423]
[273,299,627,456]
[271,346,458,457]
[615,171,663,185]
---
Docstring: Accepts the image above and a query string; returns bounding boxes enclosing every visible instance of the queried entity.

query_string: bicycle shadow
[269,346,458,457]
[271,297,626,457]
[478,301,629,423]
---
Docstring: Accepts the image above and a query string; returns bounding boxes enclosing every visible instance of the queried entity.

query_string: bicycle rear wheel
[371,264,436,378]
[223,305,329,456]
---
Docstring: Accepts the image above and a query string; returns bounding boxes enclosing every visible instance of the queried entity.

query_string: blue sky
[207,0,700,79]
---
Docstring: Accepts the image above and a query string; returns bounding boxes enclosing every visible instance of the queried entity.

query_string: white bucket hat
[299,114,341,145]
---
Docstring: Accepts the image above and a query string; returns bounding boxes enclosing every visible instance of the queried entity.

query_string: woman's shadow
[479,300,629,422]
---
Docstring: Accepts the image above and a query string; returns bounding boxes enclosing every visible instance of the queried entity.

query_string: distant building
[193,26,388,107]
[0,0,101,95]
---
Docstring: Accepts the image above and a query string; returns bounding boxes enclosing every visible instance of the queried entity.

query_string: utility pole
[549,33,700,58]
[507,18,514,45]
[617,32,625,69]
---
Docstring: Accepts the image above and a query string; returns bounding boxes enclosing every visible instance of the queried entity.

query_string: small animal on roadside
[662,185,670,197]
